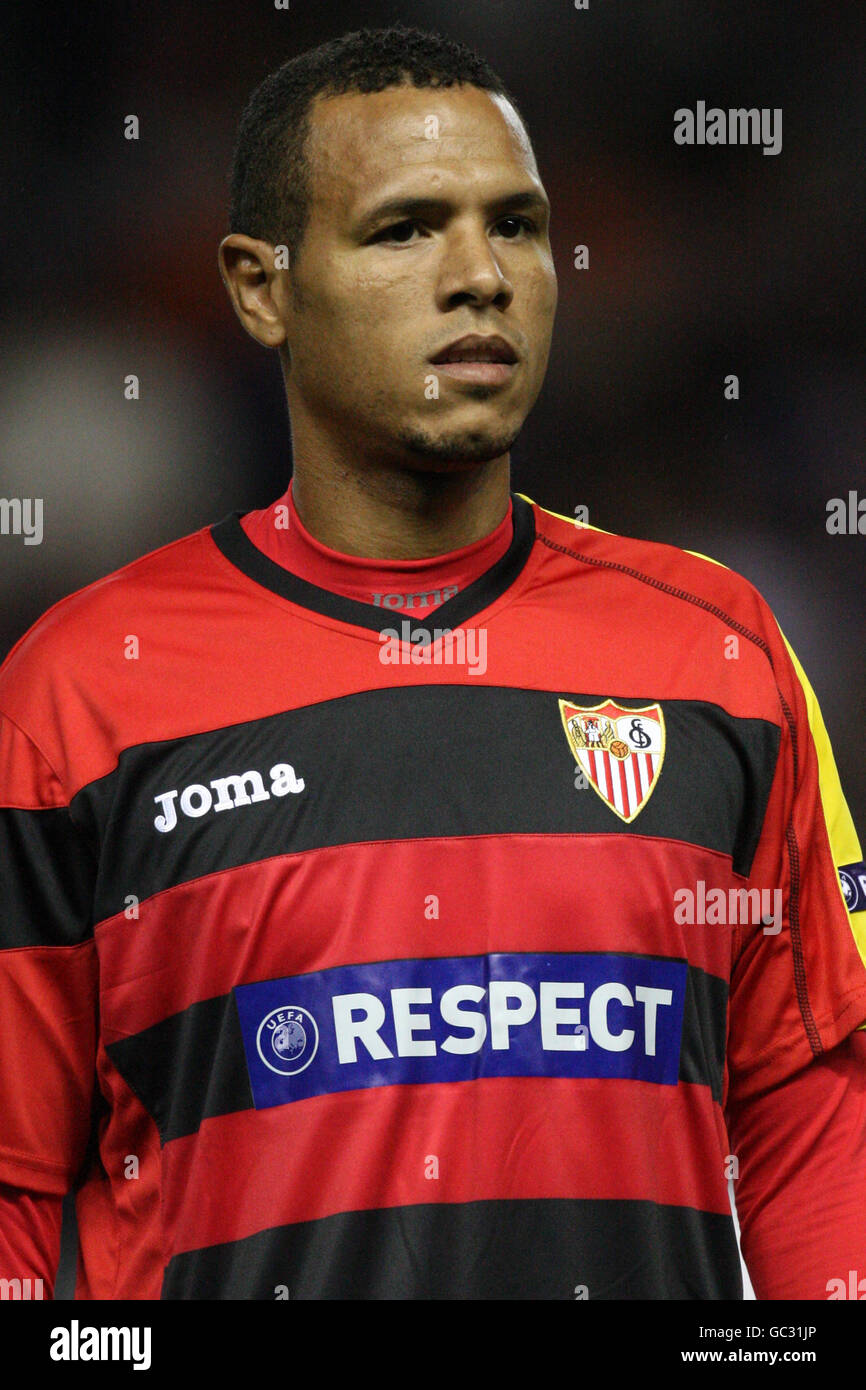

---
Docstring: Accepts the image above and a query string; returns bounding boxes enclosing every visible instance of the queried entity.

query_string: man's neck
[290,455,512,560]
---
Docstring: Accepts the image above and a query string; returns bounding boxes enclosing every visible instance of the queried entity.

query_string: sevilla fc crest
[559,699,665,823]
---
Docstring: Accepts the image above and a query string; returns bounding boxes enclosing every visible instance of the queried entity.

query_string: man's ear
[218,234,290,348]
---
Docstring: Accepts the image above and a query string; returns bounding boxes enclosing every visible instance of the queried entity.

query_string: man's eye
[495,215,536,238]
[371,215,537,245]
[376,220,422,244]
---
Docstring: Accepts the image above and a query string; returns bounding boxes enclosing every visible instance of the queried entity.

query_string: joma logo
[154,763,305,833]
[372,585,458,610]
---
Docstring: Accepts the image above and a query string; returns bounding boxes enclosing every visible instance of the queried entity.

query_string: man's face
[280,82,558,469]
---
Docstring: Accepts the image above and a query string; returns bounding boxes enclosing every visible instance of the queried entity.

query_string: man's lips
[429,333,519,386]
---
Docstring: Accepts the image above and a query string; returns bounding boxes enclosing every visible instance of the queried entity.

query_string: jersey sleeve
[726,1029,866,1298]
[0,710,99,1196]
[0,1184,65,1294]
[724,620,866,1102]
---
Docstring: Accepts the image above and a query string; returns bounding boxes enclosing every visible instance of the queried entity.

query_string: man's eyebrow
[353,189,550,237]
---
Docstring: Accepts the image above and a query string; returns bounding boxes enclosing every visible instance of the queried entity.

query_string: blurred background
[2,0,863,1300]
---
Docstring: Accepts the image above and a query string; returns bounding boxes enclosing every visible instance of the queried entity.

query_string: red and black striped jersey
[1,493,864,1299]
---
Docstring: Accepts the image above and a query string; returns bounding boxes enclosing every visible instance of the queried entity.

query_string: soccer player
[1,25,864,1300]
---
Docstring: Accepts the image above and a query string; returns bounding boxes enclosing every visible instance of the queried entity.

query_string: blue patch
[839,862,866,914]
[233,952,688,1111]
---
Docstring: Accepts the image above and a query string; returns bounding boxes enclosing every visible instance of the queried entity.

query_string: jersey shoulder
[524,493,780,638]
[0,520,216,717]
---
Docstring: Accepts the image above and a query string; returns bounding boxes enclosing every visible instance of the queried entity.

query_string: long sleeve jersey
[1,491,864,1298]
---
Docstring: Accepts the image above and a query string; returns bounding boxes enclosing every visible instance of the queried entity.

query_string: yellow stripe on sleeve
[780,628,866,978]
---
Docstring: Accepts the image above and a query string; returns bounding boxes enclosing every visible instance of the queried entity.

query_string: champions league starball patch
[559,698,666,823]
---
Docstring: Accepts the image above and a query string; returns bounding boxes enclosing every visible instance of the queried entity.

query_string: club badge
[559,698,665,823]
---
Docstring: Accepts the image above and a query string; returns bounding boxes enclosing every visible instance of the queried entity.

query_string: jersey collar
[209,492,536,635]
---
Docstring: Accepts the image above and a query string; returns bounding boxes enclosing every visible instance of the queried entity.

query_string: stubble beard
[394,416,522,471]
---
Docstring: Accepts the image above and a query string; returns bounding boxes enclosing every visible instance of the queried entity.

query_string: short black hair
[228,25,524,257]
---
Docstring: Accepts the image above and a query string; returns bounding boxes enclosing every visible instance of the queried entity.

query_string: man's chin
[395,425,520,471]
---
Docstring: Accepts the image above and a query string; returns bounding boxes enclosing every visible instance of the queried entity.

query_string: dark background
[1,0,863,1298]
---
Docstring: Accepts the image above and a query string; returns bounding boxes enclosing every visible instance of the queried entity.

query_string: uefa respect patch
[233,951,689,1111]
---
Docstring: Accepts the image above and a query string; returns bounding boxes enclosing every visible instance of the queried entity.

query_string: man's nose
[435,224,514,310]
